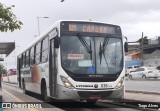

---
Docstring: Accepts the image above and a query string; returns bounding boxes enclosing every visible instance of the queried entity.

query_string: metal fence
[125,59,143,68]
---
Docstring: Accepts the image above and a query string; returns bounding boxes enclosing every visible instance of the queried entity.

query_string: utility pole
[37,17,49,36]
[141,32,144,60]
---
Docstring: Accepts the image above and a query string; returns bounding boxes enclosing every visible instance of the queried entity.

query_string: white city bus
[17,20,128,103]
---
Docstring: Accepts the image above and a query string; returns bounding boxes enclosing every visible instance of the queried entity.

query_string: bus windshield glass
[61,35,123,74]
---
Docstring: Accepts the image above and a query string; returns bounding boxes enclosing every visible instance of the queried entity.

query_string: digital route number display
[61,21,117,34]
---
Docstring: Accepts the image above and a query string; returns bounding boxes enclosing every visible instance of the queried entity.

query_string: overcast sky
[1,0,160,69]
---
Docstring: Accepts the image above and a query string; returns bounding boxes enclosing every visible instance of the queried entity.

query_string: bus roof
[17,20,120,56]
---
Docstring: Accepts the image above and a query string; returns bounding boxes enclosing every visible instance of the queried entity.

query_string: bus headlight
[60,75,74,89]
[115,77,124,89]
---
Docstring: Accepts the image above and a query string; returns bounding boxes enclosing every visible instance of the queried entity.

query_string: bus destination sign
[61,22,117,34]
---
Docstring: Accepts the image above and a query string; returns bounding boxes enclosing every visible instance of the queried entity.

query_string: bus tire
[142,75,146,79]
[41,81,50,102]
[86,99,97,105]
[22,80,26,94]
[129,75,132,79]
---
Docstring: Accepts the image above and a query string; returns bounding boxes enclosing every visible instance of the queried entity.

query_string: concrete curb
[2,82,19,88]
[126,90,160,95]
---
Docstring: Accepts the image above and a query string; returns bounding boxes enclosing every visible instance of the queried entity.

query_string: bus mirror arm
[123,35,128,52]
[124,42,128,52]
[54,36,60,48]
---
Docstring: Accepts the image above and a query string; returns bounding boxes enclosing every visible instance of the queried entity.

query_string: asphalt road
[125,78,160,93]
[2,83,145,111]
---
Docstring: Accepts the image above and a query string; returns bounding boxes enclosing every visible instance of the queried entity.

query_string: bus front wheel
[86,99,97,105]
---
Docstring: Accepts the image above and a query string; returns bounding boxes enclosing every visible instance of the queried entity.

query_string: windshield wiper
[77,33,92,60]
[99,35,110,66]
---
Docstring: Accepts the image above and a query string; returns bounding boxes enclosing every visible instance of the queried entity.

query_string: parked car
[129,67,160,79]
[125,65,140,76]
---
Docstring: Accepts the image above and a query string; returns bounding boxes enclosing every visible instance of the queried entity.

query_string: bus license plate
[89,95,101,100]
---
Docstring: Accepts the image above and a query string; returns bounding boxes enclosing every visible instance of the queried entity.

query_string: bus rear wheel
[22,81,26,94]
[41,83,50,102]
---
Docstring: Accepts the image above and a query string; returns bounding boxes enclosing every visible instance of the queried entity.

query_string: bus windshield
[61,35,123,75]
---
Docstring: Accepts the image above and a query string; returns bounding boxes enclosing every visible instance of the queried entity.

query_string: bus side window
[30,47,35,65]
[19,55,22,69]
[21,54,23,68]
[28,49,30,66]
[23,53,26,68]
[25,51,28,66]
[26,50,29,67]
[35,42,41,64]
[41,37,49,63]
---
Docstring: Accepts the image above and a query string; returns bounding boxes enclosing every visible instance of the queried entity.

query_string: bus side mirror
[124,42,128,52]
[54,36,60,48]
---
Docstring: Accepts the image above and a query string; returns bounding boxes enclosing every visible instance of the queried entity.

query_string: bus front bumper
[57,85,124,100]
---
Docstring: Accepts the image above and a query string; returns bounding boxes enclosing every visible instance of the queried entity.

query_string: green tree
[137,36,148,45]
[0,64,6,75]
[0,3,23,32]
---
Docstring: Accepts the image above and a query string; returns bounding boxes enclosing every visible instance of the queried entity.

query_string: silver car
[129,67,160,79]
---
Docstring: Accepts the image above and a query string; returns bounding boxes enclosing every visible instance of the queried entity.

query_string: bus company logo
[94,84,98,88]
[76,85,94,87]
[89,75,103,77]
[2,103,12,108]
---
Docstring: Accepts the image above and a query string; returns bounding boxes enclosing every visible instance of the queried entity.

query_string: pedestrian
[0,74,2,90]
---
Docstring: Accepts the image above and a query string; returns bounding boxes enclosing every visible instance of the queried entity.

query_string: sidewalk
[2,82,18,88]
[125,91,160,102]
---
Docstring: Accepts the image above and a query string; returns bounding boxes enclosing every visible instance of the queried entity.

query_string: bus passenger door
[49,39,57,97]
